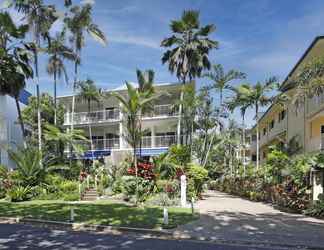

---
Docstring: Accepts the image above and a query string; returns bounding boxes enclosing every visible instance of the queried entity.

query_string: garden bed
[0,200,198,229]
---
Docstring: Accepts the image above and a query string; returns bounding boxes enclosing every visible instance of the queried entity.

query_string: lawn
[0,200,198,229]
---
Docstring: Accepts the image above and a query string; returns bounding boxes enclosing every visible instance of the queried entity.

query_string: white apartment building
[0,90,31,168]
[58,82,191,161]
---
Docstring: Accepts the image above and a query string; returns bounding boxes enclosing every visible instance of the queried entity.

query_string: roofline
[280,35,324,91]
[57,81,191,99]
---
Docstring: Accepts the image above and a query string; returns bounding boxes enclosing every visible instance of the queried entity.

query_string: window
[269,120,275,130]
[278,110,286,122]
[263,127,267,135]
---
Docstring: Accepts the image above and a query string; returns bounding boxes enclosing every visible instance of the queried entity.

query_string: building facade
[58,82,190,162]
[0,89,31,168]
[250,36,324,163]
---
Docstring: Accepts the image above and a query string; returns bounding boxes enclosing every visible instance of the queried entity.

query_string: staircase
[81,188,98,201]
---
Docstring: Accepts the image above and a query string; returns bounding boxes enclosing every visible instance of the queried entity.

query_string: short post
[180,175,187,207]
[163,207,169,225]
[78,183,81,194]
[191,197,194,214]
[95,175,98,190]
[70,207,75,222]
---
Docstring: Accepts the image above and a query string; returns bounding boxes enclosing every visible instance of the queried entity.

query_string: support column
[119,103,123,149]
[151,126,156,148]
[177,90,183,145]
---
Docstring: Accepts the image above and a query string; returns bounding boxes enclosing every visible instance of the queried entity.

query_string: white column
[313,170,324,200]
[151,126,155,148]
[180,175,187,207]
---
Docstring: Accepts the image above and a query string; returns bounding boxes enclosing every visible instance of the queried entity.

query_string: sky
[10,0,324,126]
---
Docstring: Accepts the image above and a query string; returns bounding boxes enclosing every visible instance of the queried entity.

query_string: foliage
[7,186,33,202]
[161,10,217,83]
[145,193,179,207]
[265,147,291,184]
[155,179,180,198]
[168,145,191,166]
[127,162,155,180]
[153,153,179,180]
[186,163,208,198]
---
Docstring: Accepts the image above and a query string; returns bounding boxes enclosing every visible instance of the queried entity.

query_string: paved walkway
[172,190,324,249]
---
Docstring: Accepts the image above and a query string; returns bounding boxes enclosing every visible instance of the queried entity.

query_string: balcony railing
[67,135,178,152]
[143,104,178,118]
[64,109,120,125]
[64,105,178,125]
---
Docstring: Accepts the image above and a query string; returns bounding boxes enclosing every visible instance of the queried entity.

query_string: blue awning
[78,150,111,160]
[136,148,168,156]
[19,89,32,105]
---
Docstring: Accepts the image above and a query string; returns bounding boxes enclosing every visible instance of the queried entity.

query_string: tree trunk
[88,100,95,168]
[177,90,184,145]
[242,113,246,176]
[256,104,260,170]
[34,50,42,159]
[15,97,26,147]
[54,70,57,126]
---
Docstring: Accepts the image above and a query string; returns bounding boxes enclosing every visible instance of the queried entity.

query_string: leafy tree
[161,10,217,144]
[204,64,245,108]
[113,82,158,204]
[10,0,58,153]
[0,11,33,139]
[235,77,278,169]
[46,31,75,125]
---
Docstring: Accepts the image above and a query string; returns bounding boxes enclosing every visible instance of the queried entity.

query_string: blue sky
[19,0,324,126]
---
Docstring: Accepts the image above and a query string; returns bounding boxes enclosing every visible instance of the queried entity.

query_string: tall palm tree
[46,31,75,125]
[11,0,57,154]
[77,79,101,165]
[204,64,246,108]
[0,11,33,140]
[161,10,217,144]
[236,77,278,169]
[64,2,107,132]
[113,82,158,205]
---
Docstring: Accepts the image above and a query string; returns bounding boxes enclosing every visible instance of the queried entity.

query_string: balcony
[64,109,120,125]
[64,105,178,126]
[68,135,178,152]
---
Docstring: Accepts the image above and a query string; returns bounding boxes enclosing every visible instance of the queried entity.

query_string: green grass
[0,200,198,229]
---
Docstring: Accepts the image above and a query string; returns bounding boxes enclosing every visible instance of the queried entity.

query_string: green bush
[187,163,208,198]
[145,193,179,207]
[58,180,78,193]
[7,186,33,202]
[304,199,324,218]
[168,145,191,165]
[62,192,79,201]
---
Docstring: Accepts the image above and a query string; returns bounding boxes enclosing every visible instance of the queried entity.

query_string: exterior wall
[0,95,26,168]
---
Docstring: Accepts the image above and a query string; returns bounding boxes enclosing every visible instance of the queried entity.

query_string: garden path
[172,190,324,249]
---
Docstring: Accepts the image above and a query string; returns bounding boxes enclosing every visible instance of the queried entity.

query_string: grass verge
[0,200,198,229]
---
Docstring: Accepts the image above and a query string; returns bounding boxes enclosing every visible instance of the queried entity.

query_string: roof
[280,35,324,91]
[252,36,324,130]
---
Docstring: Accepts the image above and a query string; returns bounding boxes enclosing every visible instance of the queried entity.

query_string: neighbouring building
[58,82,192,164]
[249,36,324,164]
[0,89,31,168]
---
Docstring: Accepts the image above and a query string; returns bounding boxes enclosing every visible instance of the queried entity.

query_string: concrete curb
[1,217,323,249]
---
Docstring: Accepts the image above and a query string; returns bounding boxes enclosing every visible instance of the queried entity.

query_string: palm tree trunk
[220,89,223,107]
[256,104,260,170]
[203,126,217,167]
[132,123,138,205]
[242,113,246,176]
[15,97,26,147]
[88,100,95,169]
[34,49,42,158]
[54,70,57,126]
[177,90,184,145]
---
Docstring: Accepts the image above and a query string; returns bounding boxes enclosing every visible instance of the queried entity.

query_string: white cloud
[109,34,161,50]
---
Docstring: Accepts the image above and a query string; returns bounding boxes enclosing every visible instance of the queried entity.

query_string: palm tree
[227,89,252,174]
[204,64,246,108]
[161,10,217,144]
[76,79,101,164]
[136,69,155,157]
[64,2,107,132]
[11,0,57,154]
[113,82,158,204]
[236,77,278,169]
[46,31,75,125]
[0,12,33,140]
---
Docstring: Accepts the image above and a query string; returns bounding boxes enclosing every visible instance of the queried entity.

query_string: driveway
[172,190,324,249]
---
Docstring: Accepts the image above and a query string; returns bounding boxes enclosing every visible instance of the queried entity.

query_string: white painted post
[95,175,98,190]
[151,126,156,148]
[163,207,169,225]
[181,175,187,207]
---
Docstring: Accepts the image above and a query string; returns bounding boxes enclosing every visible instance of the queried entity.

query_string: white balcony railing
[68,135,177,152]
[64,105,178,125]
[64,109,120,125]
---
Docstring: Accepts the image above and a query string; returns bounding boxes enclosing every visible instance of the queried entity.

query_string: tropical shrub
[304,195,324,218]
[168,145,191,165]
[186,163,208,198]
[155,179,180,198]
[127,162,155,180]
[145,193,179,207]
[7,186,33,202]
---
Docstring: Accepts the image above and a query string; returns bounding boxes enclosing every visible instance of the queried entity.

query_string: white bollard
[163,207,169,225]
[180,175,187,207]
[87,175,90,188]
